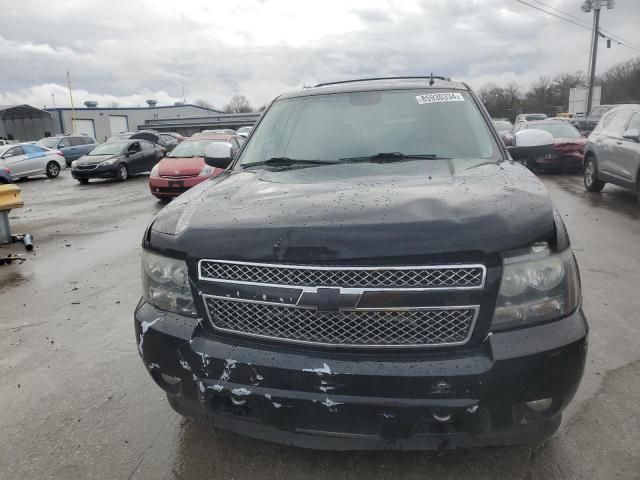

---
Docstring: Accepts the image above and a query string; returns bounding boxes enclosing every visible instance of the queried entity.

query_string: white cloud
[0,0,638,109]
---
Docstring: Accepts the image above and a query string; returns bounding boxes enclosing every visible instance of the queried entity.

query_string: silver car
[583,104,640,203]
[0,143,66,180]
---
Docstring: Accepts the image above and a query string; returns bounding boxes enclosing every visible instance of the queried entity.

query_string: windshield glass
[88,142,126,155]
[36,137,59,148]
[168,139,224,157]
[526,114,547,121]
[239,89,499,165]
[493,120,512,130]
[533,122,581,139]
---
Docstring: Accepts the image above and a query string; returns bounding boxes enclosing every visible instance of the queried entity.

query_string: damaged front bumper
[134,300,588,450]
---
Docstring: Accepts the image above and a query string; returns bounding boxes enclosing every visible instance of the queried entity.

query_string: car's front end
[134,79,587,449]
[71,157,121,180]
[148,138,227,198]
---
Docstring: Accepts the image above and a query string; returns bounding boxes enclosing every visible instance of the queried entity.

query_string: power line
[515,0,640,53]
[529,0,640,52]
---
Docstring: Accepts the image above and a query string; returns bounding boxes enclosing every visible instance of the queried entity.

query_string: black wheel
[77,178,89,185]
[45,161,60,178]
[116,164,129,182]
[584,155,605,192]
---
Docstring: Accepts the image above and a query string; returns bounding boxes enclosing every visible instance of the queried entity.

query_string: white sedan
[0,143,66,180]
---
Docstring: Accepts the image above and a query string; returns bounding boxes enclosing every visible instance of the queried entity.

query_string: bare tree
[526,76,554,114]
[224,95,253,113]
[194,98,215,110]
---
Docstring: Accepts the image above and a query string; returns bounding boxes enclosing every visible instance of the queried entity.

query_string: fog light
[526,398,553,412]
[160,373,181,385]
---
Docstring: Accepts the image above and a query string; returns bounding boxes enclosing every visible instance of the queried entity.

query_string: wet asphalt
[0,169,639,480]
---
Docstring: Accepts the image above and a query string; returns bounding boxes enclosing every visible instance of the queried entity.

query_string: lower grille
[204,297,477,348]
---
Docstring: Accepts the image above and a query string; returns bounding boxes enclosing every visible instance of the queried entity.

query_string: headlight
[198,165,214,177]
[150,163,159,177]
[71,160,77,170]
[491,244,580,331]
[141,250,196,317]
[98,158,118,167]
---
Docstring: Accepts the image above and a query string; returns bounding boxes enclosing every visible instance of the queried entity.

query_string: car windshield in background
[36,137,59,148]
[0,145,13,156]
[239,89,500,166]
[88,143,126,155]
[168,139,223,158]
[533,122,581,139]
[493,120,512,130]
[526,114,547,121]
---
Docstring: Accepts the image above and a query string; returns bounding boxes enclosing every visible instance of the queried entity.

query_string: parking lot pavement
[0,170,639,480]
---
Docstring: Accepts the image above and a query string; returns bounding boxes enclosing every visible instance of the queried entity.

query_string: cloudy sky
[1,0,638,110]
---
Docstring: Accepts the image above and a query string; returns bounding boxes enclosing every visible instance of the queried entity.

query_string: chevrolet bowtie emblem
[297,287,361,312]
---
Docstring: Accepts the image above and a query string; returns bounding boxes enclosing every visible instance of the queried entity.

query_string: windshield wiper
[339,152,450,163]
[242,157,339,168]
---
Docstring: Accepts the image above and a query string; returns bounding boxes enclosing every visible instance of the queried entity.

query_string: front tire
[46,161,60,178]
[584,155,605,192]
[116,164,129,182]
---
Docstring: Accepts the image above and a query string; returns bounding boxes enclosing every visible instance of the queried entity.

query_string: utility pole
[66,70,76,134]
[582,0,615,115]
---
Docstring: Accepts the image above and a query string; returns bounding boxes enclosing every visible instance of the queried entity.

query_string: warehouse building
[1,101,260,143]
[46,101,223,142]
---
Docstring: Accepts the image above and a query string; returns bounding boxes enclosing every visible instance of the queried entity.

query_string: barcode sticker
[416,92,465,104]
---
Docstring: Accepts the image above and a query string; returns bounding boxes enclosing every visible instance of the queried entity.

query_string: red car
[149,134,245,199]
[513,119,586,171]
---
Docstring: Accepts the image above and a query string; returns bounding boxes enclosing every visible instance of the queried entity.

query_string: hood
[553,137,586,153]
[150,159,556,263]
[75,153,120,165]
[158,156,206,177]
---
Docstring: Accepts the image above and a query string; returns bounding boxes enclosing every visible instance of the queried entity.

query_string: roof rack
[314,75,451,88]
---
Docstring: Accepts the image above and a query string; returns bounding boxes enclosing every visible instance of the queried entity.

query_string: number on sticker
[416,92,465,105]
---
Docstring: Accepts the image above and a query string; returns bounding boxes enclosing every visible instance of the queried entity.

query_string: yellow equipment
[0,184,24,244]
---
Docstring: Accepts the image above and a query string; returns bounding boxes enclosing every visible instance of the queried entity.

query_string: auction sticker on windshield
[416,92,465,104]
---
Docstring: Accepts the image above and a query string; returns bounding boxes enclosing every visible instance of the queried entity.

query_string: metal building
[46,103,224,143]
[0,105,56,142]
[139,112,261,137]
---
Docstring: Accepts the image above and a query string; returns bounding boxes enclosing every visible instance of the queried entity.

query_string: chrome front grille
[204,297,478,348]
[199,260,485,289]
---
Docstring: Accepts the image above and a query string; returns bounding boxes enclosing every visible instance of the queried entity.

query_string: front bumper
[148,175,207,198]
[135,301,588,450]
[72,165,118,179]
[534,152,584,170]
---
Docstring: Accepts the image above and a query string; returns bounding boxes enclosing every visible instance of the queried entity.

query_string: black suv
[135,77,587,450]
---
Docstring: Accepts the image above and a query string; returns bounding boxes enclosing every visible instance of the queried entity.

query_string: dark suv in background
[36,134,97,166]
[135,77,587,450]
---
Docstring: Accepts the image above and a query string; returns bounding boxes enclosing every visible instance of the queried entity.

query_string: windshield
[525,114,547,121]
[168,139,224,157]
[88,142,126,155]
[239,89,499,166]
[533,122,581,139]
[37,137,59,148]
[493,120,512,131]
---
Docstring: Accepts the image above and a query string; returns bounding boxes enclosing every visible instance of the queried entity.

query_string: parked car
[237,126,253,137]
[0,166,13,184]
[515,113,547,123]
[71,139,164,183]
[162,132,185,142]
[0,143,65,179]
[583,104,640,202]
[136,76,587,450]
[130,130,168,150]
[106,131,136,142]
[148,134,244,199]
[514,119,586,171]
[159,133,180,152]
[492,119,513,146]
[36,135,97,167]
[574,104,615,134]
[197,129,238,136]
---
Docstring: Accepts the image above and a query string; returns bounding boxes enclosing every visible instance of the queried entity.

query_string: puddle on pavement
[0,270,32,294]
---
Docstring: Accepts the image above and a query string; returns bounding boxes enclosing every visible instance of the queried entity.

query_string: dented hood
[150,159,556,262]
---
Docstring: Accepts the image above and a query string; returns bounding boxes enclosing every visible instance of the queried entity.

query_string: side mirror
[203,142,233,169]
[508,129,554,161]
[622,128,640,142]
